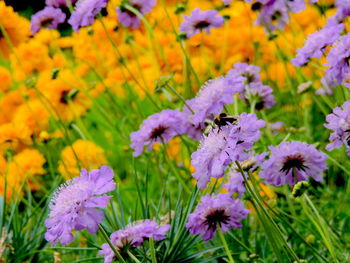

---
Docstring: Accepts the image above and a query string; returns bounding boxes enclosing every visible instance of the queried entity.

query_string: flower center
[150,125,168,140]
[204,208,230,231]
[194,20,210,30]
[41,18,54,28]
[280,154,307,175]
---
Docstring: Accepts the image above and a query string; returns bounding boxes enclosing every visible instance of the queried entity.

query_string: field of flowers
[0,0,349,262]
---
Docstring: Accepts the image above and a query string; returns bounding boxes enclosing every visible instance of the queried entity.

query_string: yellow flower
[0,122,32,152]
[0,90,25,125]
[0,67,11,93]
[58,140,107,179]
[0,1,30,58]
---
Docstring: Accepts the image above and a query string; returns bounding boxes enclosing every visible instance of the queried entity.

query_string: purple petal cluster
[30,7,66,34]
[191,113,265,189]
[68,0,107,31]
[324,101,350,155]
[180,8,225,38]
[292,23,344,66]
[45,166,116,245]
[186,76,244,126]
[334,0,350,23]
[99,219,170,263]
[228,62,275,110]
[46,0,77,7]
[117,0,157,29]
[259,141,327,186]
[186,194,249,241]
[130,109,187,156]
[325,34,350,88]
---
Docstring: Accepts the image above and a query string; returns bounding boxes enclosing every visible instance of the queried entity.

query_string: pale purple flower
[186,76,244,126]
[99,219,170,263]
[324,101,350,155]
[130,109,187,156]
[68,0,107,31]
[186,194,249,241]
[334,0,350,23]
[117,0,156,28]
[191,113,265,189]
[259,141,327,186]
[228,62,261,84]
[30,7,66,34]
[256,0,289,32]
[292,23,344,66]
[180,8,224,38]
[45,166,116,245]
[325,34,350,88]
[223,0,233,5]
[46,0,77,7]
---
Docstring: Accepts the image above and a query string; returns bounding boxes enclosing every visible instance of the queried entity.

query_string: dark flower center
[0,30,3,39]
[271,11,282,21]
[150,125,168,140]
[251,2,262,11]
[194,20,210,30]
[280,154,307,175]
[60,90,71,104]
[204,209,230,231]
[40,18,54,28]
[255,100,265,110]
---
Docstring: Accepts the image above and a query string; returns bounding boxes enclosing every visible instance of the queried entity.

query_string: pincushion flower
[186,76,244,127]
[292,23,344,67]
[68,0,108,31]
[46,0,77,7]
[130,109,187,156]
[180,8,225,38]
[99,219,170,262]
[45,165,116,245]
[259,141,327,186]
[191,113,265,189]
[186,194,249,241]
[117,0,157,28]
[31,7,66,34]
[325,101,350,155]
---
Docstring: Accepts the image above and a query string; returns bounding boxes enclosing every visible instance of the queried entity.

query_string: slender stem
[127,250,142,263]
[149,238,157,263]
[99,225,126,263]
[165,84,194,113]
[217,226,235,263]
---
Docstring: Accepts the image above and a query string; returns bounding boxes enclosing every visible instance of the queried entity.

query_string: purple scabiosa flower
[130,109,187,157]
[186,194,249,241]
[324,101,350,155]
[334,0,350,23]
[46,0,77,7]
[116,0,156,28]
[292,23,344,66]
[191,113,265,189]
[228,62,261,84]
[259,141,327,186]
[30,7,66,34]
[186,76,244,126]
[181,106,204,141]
[325,34,350,88]
[256,0,289,32]
[45,165,116,245]
[68,0,107,31]
[99,219,170,263]
[179,8,225,38]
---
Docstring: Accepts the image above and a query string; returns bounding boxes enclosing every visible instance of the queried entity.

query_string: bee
[214,113,238,130]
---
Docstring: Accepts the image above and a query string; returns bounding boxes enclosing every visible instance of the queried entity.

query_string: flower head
[259,141,327,186]
[99,219,170,263]
[191,113,265,189]
[31,7,66,34]
[325,101,350,155]
[46,0,77,7]
[180,8,224,38]
[117,0,156,28]
[186,194,249,241]
[45,165,116,245]
[130,109,186,156]
[68,0,107,31]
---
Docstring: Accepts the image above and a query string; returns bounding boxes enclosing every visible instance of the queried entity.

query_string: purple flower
[186,194,249,241]
[117,0,156,28]
[30,7,66,34]
[99,219,170,263]
[324,101,350,155]
[325,34,350,88]
[46,0,77,7]
[228,62,261,84]
[191,113,265,189]
[45,166,116,245]
[186,76,244,127]
[130,109,187,156]
[68,0,107,31]
[223,0,233,5]
[179,8,224,38]
[259,141,327,186]
[256,0,289,32]
[334,0,350,23]
[292,23,344,66]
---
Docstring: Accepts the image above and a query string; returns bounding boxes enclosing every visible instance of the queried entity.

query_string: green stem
[127,250,142,263]
[217,226,235,263]
[99,225,126,263]
[149,238,157,263]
